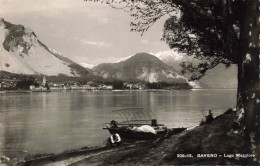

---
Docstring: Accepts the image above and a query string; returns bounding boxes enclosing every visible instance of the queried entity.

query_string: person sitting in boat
[110,120,118,128]
[108,133,121,147]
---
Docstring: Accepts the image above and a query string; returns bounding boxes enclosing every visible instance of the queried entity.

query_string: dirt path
[69,142,155,166]
[18,141,152,166]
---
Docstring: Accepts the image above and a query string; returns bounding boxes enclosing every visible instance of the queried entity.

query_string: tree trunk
[238,0,260,164]
[235,62,245,124]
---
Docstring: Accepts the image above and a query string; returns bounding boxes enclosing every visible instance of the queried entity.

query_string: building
[31,86,48,92]
[0,79,18,90]
[101,85,113,90]
[30,85,35,90]
[43,76,46,86]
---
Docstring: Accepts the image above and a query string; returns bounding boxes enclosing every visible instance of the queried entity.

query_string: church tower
[43,76,46,86]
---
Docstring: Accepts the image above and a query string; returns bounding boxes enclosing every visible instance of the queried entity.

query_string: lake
[0,89,236,159]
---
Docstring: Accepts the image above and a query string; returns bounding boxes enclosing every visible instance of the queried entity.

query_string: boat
[103,108,186,140]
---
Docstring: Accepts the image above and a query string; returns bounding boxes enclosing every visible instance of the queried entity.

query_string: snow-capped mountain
[154,49,186,63]
[152,50,199,72]
[80,63,96,69]
[152,50,237,88]
[0,18,89,76]
[92,52,188,83]
[112,49,237,88]
[115,50,199,74]
[115,54,135,63]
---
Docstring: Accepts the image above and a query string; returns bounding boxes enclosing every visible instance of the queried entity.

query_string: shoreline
[5,109,251,166]
[0,90,30,93]
[0,88,237,94]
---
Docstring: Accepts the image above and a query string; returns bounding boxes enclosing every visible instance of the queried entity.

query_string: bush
[200,119,205,126]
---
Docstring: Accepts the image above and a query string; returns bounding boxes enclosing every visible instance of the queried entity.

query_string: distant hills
[80,63,95,69]
[0,18,237,89]
[89,50,237,89]
[151,50,237,89]
[153,50,196,72]
[199,64,237,89]
[0,18,90,77]
[91,52,189,83]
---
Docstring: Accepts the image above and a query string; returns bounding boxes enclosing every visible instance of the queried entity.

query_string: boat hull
[105,127,186,140]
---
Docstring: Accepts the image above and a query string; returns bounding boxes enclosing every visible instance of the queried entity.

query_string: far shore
[0,88,237,94]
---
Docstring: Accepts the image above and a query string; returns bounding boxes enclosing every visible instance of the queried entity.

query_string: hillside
[0,18,89,77]
[199,64,237,89]
[153,50,237,89]
[92,52,188,83]
[153,50,198,72]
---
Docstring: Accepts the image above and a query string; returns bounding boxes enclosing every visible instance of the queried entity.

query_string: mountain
[116,50,199,77]
[153,50,197,72]
[80,63,95,69]
[199,64,237,89]
[92,52,188,83]
[153,50,237,89]
[153,50,207,80]
[0,18,89,77]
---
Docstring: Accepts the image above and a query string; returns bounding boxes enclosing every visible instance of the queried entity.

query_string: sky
[0,0,170,65]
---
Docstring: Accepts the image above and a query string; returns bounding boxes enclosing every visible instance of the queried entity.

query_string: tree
[112,80,124,89]
[85,0,259,162]
[16,79,35,90]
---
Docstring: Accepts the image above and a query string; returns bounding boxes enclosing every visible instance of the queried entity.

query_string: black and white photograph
[0,0,259,165]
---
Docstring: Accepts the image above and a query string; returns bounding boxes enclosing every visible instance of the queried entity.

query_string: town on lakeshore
[0,74,193,92]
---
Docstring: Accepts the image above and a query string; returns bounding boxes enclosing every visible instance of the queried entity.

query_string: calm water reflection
[0,89,236,158]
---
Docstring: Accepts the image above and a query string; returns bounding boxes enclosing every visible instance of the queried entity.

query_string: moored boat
[103,108,186,140]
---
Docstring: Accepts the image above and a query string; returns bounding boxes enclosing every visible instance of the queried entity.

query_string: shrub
[200,119,205,126]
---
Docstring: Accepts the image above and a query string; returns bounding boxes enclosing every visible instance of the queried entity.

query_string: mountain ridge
[0,18,237,89]
[152,50,237,89]
[0,18,90,77]
[101,50,237,88]
[92,52,190,84]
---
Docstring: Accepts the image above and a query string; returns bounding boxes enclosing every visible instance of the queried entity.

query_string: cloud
[152,41,161,46]
[141,39,161,46]
[99,18,109,24]
[80,39,110,47]
[0,0,107,18]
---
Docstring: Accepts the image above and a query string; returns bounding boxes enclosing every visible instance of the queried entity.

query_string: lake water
[0,89,236,159]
